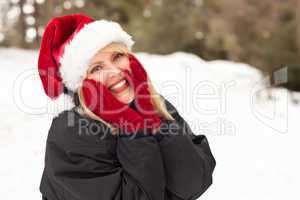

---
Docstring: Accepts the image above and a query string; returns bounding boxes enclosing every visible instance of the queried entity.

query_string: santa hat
[38,13,134,117]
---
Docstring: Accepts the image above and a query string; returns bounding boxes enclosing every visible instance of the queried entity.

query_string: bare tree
[33,0,40,47]
[18,0,27,47]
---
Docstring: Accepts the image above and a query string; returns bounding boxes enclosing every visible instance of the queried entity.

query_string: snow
[1,47,299,200]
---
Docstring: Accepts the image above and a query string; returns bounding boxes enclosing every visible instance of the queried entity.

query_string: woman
[38,14,216,200]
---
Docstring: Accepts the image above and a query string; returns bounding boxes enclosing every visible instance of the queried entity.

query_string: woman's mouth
[109,79,129,94]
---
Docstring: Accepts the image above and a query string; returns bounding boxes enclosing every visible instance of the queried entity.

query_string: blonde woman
[38,14,216,200]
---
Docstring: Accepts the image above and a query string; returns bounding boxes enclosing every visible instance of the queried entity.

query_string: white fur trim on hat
[59,19,135,92]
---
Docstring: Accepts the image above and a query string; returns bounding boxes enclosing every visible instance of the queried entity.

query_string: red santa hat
[38,13,134,116]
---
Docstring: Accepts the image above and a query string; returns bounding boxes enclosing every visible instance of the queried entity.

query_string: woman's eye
[90,65,102,73]
[114,52,125,60]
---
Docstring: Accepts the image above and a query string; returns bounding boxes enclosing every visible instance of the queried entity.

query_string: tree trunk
[18,0,27,47]
[33,1,40,48]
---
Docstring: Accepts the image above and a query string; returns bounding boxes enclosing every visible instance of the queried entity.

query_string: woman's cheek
[119,60,131,72]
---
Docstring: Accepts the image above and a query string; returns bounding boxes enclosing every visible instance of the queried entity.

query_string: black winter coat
[39,95,216,200]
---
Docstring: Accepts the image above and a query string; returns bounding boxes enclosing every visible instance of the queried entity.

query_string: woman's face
[85,43,135,104]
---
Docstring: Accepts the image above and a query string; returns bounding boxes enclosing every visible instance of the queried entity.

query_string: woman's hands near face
[81,78,146,134]
[82,53,162,136]
[124,53,162,132]
[127,53,148,82]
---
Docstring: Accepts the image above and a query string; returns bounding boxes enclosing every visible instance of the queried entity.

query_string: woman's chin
[112,87,134,104]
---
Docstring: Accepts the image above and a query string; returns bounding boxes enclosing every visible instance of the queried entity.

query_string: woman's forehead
[88,45,128,67]
[91,44,127,59]
[100,42,127,53]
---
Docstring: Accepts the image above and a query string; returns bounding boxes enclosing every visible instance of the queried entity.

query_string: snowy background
[1,47,299,200]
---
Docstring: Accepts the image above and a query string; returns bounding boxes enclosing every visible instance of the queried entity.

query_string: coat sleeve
[116,131,166,200]
[43,139,122,200]
[40,112,165,200]
[157,97,217,200]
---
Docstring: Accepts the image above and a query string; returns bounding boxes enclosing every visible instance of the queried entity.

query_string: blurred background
[1,1,300,200]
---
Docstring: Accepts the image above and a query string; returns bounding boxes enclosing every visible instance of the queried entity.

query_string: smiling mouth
[109,78,130,93]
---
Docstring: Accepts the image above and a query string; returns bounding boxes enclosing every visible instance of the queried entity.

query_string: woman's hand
[82,78,147,134]
[81,53,162,136]
[125,53,162,129]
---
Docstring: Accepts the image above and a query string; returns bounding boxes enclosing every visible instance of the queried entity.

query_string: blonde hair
[76,42,175,134]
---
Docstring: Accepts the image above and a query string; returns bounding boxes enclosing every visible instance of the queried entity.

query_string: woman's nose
[106,64,122,76]
[105,65,122,82]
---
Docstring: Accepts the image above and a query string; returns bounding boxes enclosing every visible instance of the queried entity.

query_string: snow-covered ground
[1,47,299,200]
